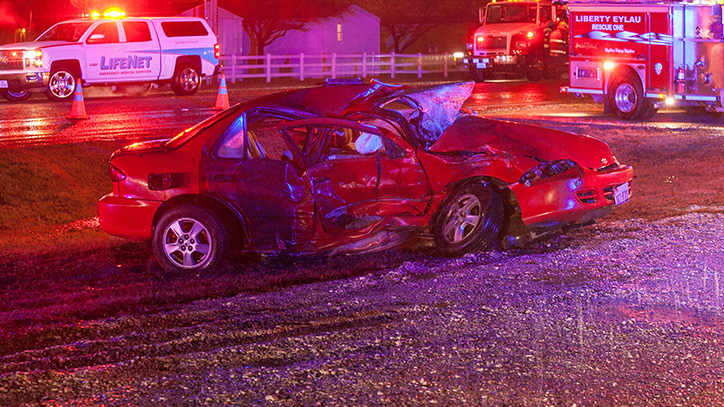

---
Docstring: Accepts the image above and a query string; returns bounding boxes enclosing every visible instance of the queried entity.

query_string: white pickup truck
[0,15,220,102]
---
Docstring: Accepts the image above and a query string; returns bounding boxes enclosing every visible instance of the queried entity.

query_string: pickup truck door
[84,20,161,83]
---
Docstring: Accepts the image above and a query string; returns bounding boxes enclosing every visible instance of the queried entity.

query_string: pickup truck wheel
[171,66,200,96]
[1,89,31,102]
[152,205,230,274]
[432,184,504,255]
[45,68,78,102]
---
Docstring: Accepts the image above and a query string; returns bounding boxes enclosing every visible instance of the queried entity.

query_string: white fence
[218,53,464,83]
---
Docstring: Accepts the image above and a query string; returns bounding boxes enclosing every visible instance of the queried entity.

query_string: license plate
[0,80,7,88]
[613,182,630,206]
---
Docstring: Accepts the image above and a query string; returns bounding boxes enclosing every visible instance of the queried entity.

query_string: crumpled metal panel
[430,116,616,170]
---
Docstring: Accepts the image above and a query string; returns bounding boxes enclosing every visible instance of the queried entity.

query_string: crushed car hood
[430,116,617,169]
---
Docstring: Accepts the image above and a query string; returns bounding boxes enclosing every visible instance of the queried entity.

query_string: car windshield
[36,22,93,42]
[485,4,537,24]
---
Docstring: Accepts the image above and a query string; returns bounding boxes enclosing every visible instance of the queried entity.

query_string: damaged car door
[280,118,432,241]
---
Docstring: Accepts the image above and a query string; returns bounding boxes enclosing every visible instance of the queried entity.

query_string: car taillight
[109,163,126,181]
[214,43,220,59]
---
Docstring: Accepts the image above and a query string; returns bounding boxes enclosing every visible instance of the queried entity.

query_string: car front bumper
[511,164,634,228]
[0,71,49,92]
[98,194,162,241]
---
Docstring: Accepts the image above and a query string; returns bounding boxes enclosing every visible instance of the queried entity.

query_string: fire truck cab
[463,0,569,82]
[563,0,724,120]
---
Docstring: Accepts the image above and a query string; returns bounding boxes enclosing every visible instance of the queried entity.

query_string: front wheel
[45,67,78,102]
[1,89,32,102]
[607,72,654,120]
[170,66,200,96]
[152,205,230,274]
[432,184,504,255]
[470,67,488,83]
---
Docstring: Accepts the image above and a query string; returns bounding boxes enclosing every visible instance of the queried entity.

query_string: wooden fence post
[391,52,396,79]
[444,52,449,78]
[332,53,337,79]
[362,52,367,78]
[300,53,305,81]
[417,53,423,78]
[266,54,272,83]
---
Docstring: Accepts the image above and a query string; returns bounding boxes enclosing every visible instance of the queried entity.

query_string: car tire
[170,65,200,96]
[432,183,504,255]
[45,67,78,102]
[608,71,654,120]
[1,89,32,102]
[152,205,230,274]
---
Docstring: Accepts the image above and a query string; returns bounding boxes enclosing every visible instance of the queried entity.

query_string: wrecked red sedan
[98,81,632,273]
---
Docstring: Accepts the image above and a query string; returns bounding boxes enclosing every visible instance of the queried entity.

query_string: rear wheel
[45,67,78,102]
[608,71,655,120]
[1,89,31,102]
[432,184,504,255]
[170,65,200,96]
[152,205,230,274]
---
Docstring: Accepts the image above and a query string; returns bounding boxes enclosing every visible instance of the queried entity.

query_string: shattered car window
[379,82,474,147]
[217,114,292,161]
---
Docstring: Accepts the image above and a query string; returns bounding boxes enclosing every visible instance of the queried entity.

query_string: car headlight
[519,159,578,187]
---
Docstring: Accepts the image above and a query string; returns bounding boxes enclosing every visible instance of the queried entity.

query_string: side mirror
[479,7,486,24]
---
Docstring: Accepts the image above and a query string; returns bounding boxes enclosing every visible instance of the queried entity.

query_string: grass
[0,141,126,254]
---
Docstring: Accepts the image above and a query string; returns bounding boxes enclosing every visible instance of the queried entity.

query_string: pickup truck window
[87,22,119,44]
[36,22,92,42]
[161,21,209,37]
[122,21,152,42]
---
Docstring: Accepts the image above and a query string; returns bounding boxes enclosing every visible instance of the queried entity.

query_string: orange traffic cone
[67,82,89,120]
[214,70,230,111]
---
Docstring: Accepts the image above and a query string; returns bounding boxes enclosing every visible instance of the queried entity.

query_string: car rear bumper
[98,194,161,241]
[512,165,634,227]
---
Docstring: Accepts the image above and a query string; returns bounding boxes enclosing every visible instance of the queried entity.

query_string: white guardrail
[217,52,465,83]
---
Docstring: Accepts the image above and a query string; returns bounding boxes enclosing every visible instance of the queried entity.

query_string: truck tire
[1,89,32,102]
[470,67,488,83]
[45,67,78,102]
[170,65,200,96]
[608,71,655,120]
[525,49,547,82]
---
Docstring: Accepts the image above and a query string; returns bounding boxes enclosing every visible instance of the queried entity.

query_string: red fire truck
[562,0,724,119]
[463,0,569,82]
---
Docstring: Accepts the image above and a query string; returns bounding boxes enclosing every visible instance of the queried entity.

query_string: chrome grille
[0,51,24,71]
[477,36,507,51]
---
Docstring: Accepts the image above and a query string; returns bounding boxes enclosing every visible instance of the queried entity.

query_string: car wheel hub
[162,218,212,269]
[442,194,483,244]
[49,72,75,99]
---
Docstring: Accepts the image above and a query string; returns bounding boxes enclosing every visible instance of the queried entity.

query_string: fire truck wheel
[525,49,547,82]
[608,72,651,120]
[471,67,488,83]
